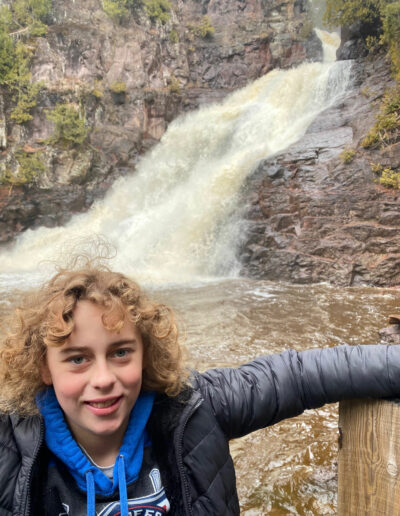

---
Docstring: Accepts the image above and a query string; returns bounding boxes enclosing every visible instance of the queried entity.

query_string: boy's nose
[91,360,116,389]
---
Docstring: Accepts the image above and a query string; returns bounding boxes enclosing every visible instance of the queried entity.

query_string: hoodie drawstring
[118,454,129,516]
[85,458,129,516]
[85,470,96,516]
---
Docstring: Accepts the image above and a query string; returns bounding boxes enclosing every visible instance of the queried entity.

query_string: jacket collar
[147,384,202,516]
[11,412,44,459]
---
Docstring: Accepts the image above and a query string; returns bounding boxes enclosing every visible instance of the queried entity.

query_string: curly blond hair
[0,265,187,415]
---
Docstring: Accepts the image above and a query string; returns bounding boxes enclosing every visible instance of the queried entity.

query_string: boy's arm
[194,344,400,439]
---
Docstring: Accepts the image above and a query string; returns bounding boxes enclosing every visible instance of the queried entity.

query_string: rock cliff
[0,0,320,240]
[239,54,400,287]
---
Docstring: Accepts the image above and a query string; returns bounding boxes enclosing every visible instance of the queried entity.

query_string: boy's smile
[41,300,144,460]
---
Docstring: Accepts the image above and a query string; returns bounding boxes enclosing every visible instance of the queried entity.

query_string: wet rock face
[379,326,400,344]
[0,180,113,243]
[379,316,400,344]
[337,21,377,61]
[181,0,321,89]
[5,0,321,150]
[239,56,400,287]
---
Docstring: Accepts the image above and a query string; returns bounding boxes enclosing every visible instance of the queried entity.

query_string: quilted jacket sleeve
[0,415,20,514]
[194,344,400,440]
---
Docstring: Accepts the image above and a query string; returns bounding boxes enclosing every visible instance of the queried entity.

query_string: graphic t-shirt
[42,446,170,516]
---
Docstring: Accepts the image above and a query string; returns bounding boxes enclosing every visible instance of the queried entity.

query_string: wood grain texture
[338,399,400,515]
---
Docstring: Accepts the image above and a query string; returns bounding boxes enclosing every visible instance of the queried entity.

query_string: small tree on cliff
[0,23,14,85]
[324,0,385,28]
[324,0,400,77]
[45,104,89,147]
[0,1,52,122]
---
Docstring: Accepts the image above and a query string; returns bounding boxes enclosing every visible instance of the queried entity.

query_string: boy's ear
[40,357,53,386]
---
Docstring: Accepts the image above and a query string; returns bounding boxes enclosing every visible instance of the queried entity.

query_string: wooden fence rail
[338,399,400,515]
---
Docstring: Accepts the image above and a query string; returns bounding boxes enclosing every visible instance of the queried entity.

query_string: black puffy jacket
[1,344,400,515]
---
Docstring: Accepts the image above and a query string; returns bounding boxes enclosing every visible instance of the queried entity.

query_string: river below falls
[1,277,398,514]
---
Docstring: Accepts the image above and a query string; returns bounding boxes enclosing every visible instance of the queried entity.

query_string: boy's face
[41,300,144,451]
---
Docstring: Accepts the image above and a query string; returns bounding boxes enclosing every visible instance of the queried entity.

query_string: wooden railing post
[338,399,400,515]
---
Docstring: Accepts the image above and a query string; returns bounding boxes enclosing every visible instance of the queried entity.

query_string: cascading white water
[0,30,352,286]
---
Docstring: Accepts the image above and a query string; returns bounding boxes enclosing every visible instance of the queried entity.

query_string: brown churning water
[153,278,398,515]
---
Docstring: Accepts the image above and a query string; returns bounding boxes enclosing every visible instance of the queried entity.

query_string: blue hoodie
[36,388,156,516]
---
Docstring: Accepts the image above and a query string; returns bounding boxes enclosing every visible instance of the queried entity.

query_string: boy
[1,265,400,515]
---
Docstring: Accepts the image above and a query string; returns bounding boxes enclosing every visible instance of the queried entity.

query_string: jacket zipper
[174,396,203,516]
[22,418,44,516]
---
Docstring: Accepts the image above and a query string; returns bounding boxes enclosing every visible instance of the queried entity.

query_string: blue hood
[36,388,155,496]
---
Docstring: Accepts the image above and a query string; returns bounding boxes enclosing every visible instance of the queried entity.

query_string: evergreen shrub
[0,1,52,123]
[1,150,45,185]
[168,74,180,94]
[169,28,179,43]
[103,0,128,22]
[109,81,127,93]
[190,16,215,39]
[362,86,400,148]
[143,0,171,23]
[379,168,400,188]
[103,0,170,23]
[45,104,88,146]
[339,148,356,164]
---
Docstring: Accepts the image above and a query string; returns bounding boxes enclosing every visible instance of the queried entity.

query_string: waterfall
[0,31,352,286]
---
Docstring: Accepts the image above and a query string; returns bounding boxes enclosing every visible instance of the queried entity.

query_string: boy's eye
[69,356,86,365]
[114,349,130,358]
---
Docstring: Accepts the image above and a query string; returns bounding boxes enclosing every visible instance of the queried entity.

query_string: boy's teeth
[90,399,116,408]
